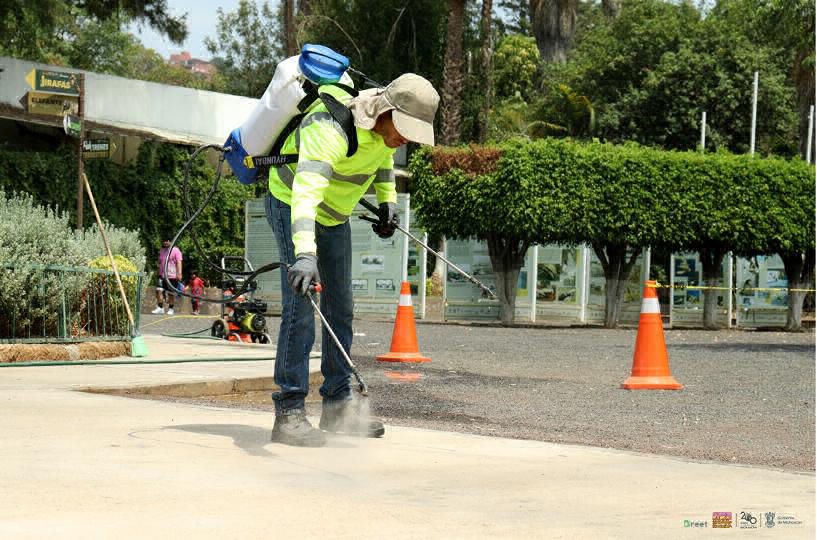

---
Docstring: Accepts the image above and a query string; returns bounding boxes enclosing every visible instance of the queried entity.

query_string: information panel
[735,255,787,327]
[670,252,730,327]
[584,249,646,325]
[443,238,533,321]
[245,198,283,313]
[349,194,409,314]
[535,246,584,322]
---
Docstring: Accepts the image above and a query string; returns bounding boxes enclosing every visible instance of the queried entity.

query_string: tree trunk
[781,250,815,331]
[529,0,578,63]
[441,0,466,145]
[487,234,530,325]
[430,236,446,294]
[602,0,620,18]
[592,242,640,328]
[476,0,493,143]
[795,49,816,159]
[283,0,297,56]
[298,0,312,17]
[433,237,446,277]
[495,266,521,324]
[699,248,727,330]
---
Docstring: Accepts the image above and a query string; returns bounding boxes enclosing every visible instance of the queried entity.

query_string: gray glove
[372,202,399,239]
[287,254,320,296]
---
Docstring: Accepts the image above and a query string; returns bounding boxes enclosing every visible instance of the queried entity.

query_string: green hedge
[411,139,815,256]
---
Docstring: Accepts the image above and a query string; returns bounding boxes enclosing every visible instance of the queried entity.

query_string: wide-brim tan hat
[348,73,440,146]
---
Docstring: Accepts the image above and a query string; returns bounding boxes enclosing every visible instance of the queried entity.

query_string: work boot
[319,398,385,438]
[270,410,327,447]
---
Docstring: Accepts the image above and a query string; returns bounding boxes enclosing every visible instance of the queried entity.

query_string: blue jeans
[265,194,354,412]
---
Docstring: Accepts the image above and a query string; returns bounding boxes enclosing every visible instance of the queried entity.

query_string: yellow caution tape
[647,282,815,293]
[140,314,213,329]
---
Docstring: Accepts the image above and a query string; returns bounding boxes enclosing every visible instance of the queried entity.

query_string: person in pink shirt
[152,237,183,315]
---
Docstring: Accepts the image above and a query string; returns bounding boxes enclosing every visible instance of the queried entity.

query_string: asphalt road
[140,313,815,471]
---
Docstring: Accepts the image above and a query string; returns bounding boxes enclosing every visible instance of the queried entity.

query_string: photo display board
[349,194,411,314]
[443,238,533,321]
[670,252,730,327]
[535,246,584,322]
[584,249,646,325]
[735,254,787,327]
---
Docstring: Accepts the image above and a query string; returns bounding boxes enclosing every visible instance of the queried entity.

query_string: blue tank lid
[299,44,349,85]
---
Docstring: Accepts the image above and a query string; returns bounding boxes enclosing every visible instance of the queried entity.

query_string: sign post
[24,68,85,229]
[76,74,85,230]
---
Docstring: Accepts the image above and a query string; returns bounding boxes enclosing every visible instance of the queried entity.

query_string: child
[187,271,205,315]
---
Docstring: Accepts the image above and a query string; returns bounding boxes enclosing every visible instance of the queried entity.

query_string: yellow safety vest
[268,85,397,256]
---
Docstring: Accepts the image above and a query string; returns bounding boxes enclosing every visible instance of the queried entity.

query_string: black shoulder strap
[319,92,358,158]
[327,82,359,98]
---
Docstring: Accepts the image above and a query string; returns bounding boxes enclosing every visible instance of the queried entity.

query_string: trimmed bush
[411,139,814,327]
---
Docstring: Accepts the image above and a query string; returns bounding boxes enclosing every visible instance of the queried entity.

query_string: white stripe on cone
[399,294,412,307]
[641,297,661,314]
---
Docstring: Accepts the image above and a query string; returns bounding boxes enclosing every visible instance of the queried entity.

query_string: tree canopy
[0,0,187,63]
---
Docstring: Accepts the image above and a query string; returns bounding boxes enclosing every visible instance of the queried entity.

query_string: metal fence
[0,263,144,343]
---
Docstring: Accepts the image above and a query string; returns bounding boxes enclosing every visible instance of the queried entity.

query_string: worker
[265,73,439,447]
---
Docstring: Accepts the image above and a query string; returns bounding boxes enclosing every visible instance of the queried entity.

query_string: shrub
[0,190,146,339]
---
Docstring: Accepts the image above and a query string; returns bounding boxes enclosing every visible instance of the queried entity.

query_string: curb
[82,372,324,399]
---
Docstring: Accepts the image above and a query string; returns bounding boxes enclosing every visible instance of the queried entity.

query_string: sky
[128,0,248,60]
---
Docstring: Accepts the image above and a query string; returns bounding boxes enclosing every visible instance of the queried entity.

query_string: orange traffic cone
[621,280,683,390]
[377,281,431,363]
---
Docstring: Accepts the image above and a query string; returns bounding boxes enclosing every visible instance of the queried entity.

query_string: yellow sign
[25,91,78,117]
[25,69,81,96]
[82,139,116,159]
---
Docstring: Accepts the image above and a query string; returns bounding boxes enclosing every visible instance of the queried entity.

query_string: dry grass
[0,341,130,363]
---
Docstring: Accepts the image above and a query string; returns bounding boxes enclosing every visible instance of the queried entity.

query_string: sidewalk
[0,340,813,538]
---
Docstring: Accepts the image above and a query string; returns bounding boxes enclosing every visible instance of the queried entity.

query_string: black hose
[160,144,284,305]
[181,145,254,277]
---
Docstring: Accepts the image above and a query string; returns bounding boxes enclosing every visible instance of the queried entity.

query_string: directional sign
[82,138,115,159]
[25,69,81,96]
[24,91,78,117]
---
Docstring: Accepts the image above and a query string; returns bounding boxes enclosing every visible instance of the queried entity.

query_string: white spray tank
[223,44,352,185]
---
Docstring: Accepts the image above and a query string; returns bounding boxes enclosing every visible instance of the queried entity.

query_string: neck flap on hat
[347,88,394,130]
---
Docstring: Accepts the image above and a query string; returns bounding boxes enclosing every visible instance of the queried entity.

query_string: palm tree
[477,0,494,143]
[434,0,467,289]
[529,0,578,63]
[440,0,466,145]
[602,0,620,18]
[283,0,297,56]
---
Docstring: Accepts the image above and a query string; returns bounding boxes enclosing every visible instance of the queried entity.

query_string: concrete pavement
[0,337,813,538]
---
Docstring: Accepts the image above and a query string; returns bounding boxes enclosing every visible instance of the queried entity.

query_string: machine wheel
[211,319,229,340]
[256,333,272,345]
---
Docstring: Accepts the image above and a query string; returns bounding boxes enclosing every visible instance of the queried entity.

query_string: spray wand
[307,283,368,396]
[357,198,497,300]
